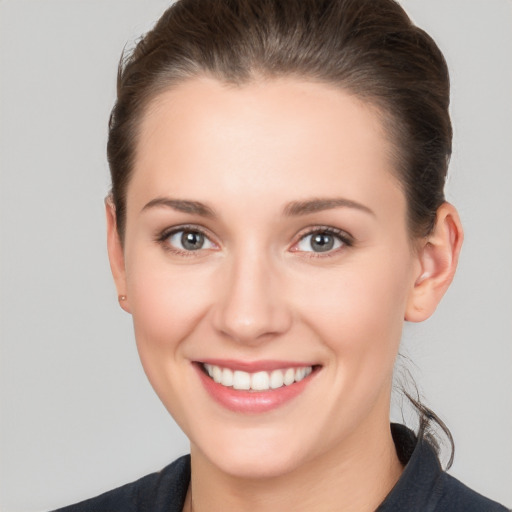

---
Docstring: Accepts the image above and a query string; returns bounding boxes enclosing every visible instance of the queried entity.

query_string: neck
[185,416,403,512]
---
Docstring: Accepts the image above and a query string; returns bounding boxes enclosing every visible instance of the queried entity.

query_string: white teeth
[270,369,284,389]
[203,364,314,391]
[283,368,295,386]
[221,368,233,387]
[251,371,270,391]
[233,370,251,390]
[212,365,222,383]
[204,364,214,378]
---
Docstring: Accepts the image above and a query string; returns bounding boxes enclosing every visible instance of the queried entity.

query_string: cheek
[296,249,413,364]
[123,250,217,427]
[125,249,215,354]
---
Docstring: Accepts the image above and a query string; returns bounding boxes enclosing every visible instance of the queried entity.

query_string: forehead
[129,76,404,218]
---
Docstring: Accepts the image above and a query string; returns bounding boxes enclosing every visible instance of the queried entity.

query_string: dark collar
[169,424,503,512]
[169,424,439,511]
[376,423,443,511]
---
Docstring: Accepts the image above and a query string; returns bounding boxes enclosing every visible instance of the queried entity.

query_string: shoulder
[378,424,509,512]
[50,455,190,512]
[433,472,509,512]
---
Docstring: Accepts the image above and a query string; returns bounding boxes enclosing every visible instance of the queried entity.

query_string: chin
[211,448,306,480]
[192,424,315,480]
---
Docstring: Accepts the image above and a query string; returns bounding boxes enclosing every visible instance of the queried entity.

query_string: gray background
[0,0,510,510]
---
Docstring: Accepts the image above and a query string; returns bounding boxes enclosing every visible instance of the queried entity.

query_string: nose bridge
[213,241,291,344]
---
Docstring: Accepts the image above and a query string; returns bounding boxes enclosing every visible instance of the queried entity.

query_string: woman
[52,0,508,510]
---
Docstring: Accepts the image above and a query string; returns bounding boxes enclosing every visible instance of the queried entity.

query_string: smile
[203,363,313,391]
[195,360,320,413]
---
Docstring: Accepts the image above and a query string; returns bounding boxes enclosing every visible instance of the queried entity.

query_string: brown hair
[108,0,451,241]
[107,0,453,463]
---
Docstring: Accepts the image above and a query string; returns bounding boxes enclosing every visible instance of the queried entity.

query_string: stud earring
[118,295,127,302]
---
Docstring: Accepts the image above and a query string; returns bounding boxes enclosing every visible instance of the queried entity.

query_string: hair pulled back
[107,0,454,464]
[108,0,451,241]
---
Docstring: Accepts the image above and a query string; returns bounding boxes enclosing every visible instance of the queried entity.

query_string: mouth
[194,360,321,413]
[201,362,314,391]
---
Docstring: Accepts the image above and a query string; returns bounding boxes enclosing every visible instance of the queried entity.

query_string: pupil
[181,231,204,250]
[312,233,334,252]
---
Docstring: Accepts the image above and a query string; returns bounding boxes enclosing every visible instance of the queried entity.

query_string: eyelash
[156,224,214,257]
[292,226,354,259]
[156,224,354,258]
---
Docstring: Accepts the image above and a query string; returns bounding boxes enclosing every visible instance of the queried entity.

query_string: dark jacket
[52,424,509,511]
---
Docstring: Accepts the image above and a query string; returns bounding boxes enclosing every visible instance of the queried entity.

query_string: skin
[107,77,463,511]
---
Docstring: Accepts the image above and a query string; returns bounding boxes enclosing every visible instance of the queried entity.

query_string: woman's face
[114,77,423,478]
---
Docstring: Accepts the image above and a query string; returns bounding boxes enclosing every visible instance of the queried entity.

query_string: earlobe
[405,203,463,322]
[105,196,131,314]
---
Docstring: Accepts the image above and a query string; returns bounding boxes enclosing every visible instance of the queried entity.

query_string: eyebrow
[283,197,375,217]
[141,196,374,218]
[141,198,216,217]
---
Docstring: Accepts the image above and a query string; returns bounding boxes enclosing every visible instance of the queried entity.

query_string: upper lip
[196,359,319,372]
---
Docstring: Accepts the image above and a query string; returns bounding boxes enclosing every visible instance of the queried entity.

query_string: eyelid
[155,223,353,257]
[290,225,354,256]
[156,224,218,255]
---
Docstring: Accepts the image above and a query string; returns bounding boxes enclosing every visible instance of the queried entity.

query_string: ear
[105,196,131,314]
[405,202,463,322]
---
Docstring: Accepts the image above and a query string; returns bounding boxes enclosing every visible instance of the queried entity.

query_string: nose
[212,250,292,345]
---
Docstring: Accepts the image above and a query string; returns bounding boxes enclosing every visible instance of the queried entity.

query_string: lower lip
[195,364,317,413]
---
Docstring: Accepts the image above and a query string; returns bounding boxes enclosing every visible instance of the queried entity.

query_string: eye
[294,228,351,254]
[162,228,215,253]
